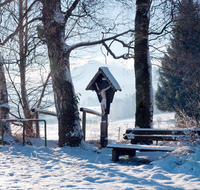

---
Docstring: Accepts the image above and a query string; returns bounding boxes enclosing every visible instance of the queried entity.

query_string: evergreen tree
[155,0,200,123]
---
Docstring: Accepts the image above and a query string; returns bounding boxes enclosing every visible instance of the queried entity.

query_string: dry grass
[175,109,199,128]
[11,123,39,145]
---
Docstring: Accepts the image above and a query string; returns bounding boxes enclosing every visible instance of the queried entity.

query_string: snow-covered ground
[0,113,200,190]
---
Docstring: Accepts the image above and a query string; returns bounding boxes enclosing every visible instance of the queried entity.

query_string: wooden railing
[31,108,57,137]
[31,108,57,116]
[31,107,101,141]
[79,107,101,141]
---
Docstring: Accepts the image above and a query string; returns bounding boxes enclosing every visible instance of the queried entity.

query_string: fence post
[44,120,47,147]
[23,122,25,146]
[79,107,101,142]
[35,112,40,137]
[82,111,86,141]
[118,127,120,142]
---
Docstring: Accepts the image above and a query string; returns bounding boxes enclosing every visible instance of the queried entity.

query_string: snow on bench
[108,127,200,162]
[107,144,174,162]
[123,128,200,144]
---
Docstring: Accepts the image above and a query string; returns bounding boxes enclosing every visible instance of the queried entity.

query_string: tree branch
[0,0,13,7]
[0,17,42,45]
[36,72,51,109]
[102,41,127,59]
[68,29,135,53]
[5,67,23,109]
[64,0,80,23]
[149,19,173,35]
[22,0,40,20]
[114,38,134,49]
[9,111,20,119]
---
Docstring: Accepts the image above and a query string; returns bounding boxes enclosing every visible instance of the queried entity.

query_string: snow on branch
[68,29,135,53]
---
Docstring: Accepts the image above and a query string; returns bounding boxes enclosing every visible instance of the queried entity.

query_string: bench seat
[107,144,173,162]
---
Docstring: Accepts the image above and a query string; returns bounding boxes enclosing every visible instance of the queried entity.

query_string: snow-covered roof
[86,67,121,91]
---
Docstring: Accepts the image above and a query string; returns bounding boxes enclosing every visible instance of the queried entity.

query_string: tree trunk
[0,54,11,136]
[19,0,32,135]
[41,0,83,147]
[134,0,153,128]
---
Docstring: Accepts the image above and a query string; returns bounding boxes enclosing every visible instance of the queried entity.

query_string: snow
[53,6,65,25]
[31,108,57,117]
[80,107,101,116]
[100,67,122,91]
[64,65,73,83]
[0,113,200,189]
[0,103,10,110]
[107,144,174,152]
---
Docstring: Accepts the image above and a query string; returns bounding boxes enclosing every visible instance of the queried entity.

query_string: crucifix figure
[95,82,111,115]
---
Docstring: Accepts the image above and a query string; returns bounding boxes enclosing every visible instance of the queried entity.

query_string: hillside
[72,59,135,101]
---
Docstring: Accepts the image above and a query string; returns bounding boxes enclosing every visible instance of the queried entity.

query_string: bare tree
[0,0,14,137]
[0,0,53,136]
[0,53,11,135]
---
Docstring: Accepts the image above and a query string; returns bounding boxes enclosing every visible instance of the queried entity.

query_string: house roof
[86,67,122,91]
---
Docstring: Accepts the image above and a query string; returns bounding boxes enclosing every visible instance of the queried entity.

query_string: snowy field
[0,113,200,190]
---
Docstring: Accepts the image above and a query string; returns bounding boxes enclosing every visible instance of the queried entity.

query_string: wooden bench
[107,144,173,162]
[107,128,200,162]
[124,128,200,144]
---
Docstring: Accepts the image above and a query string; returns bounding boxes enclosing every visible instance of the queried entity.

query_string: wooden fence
[79,107,101,141]
[32,107,101,141]
[31,108,57,137]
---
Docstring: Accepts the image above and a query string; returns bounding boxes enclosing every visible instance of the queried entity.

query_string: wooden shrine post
[101,113,108,147]
[86,67,121,148]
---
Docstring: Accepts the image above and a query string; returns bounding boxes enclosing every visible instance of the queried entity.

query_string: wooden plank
[31,108,57,116]
[131,135,178,141]
[80,107,101,117]
[124,133,177,141]
[107,144,173,152]
[130,128,200,135]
